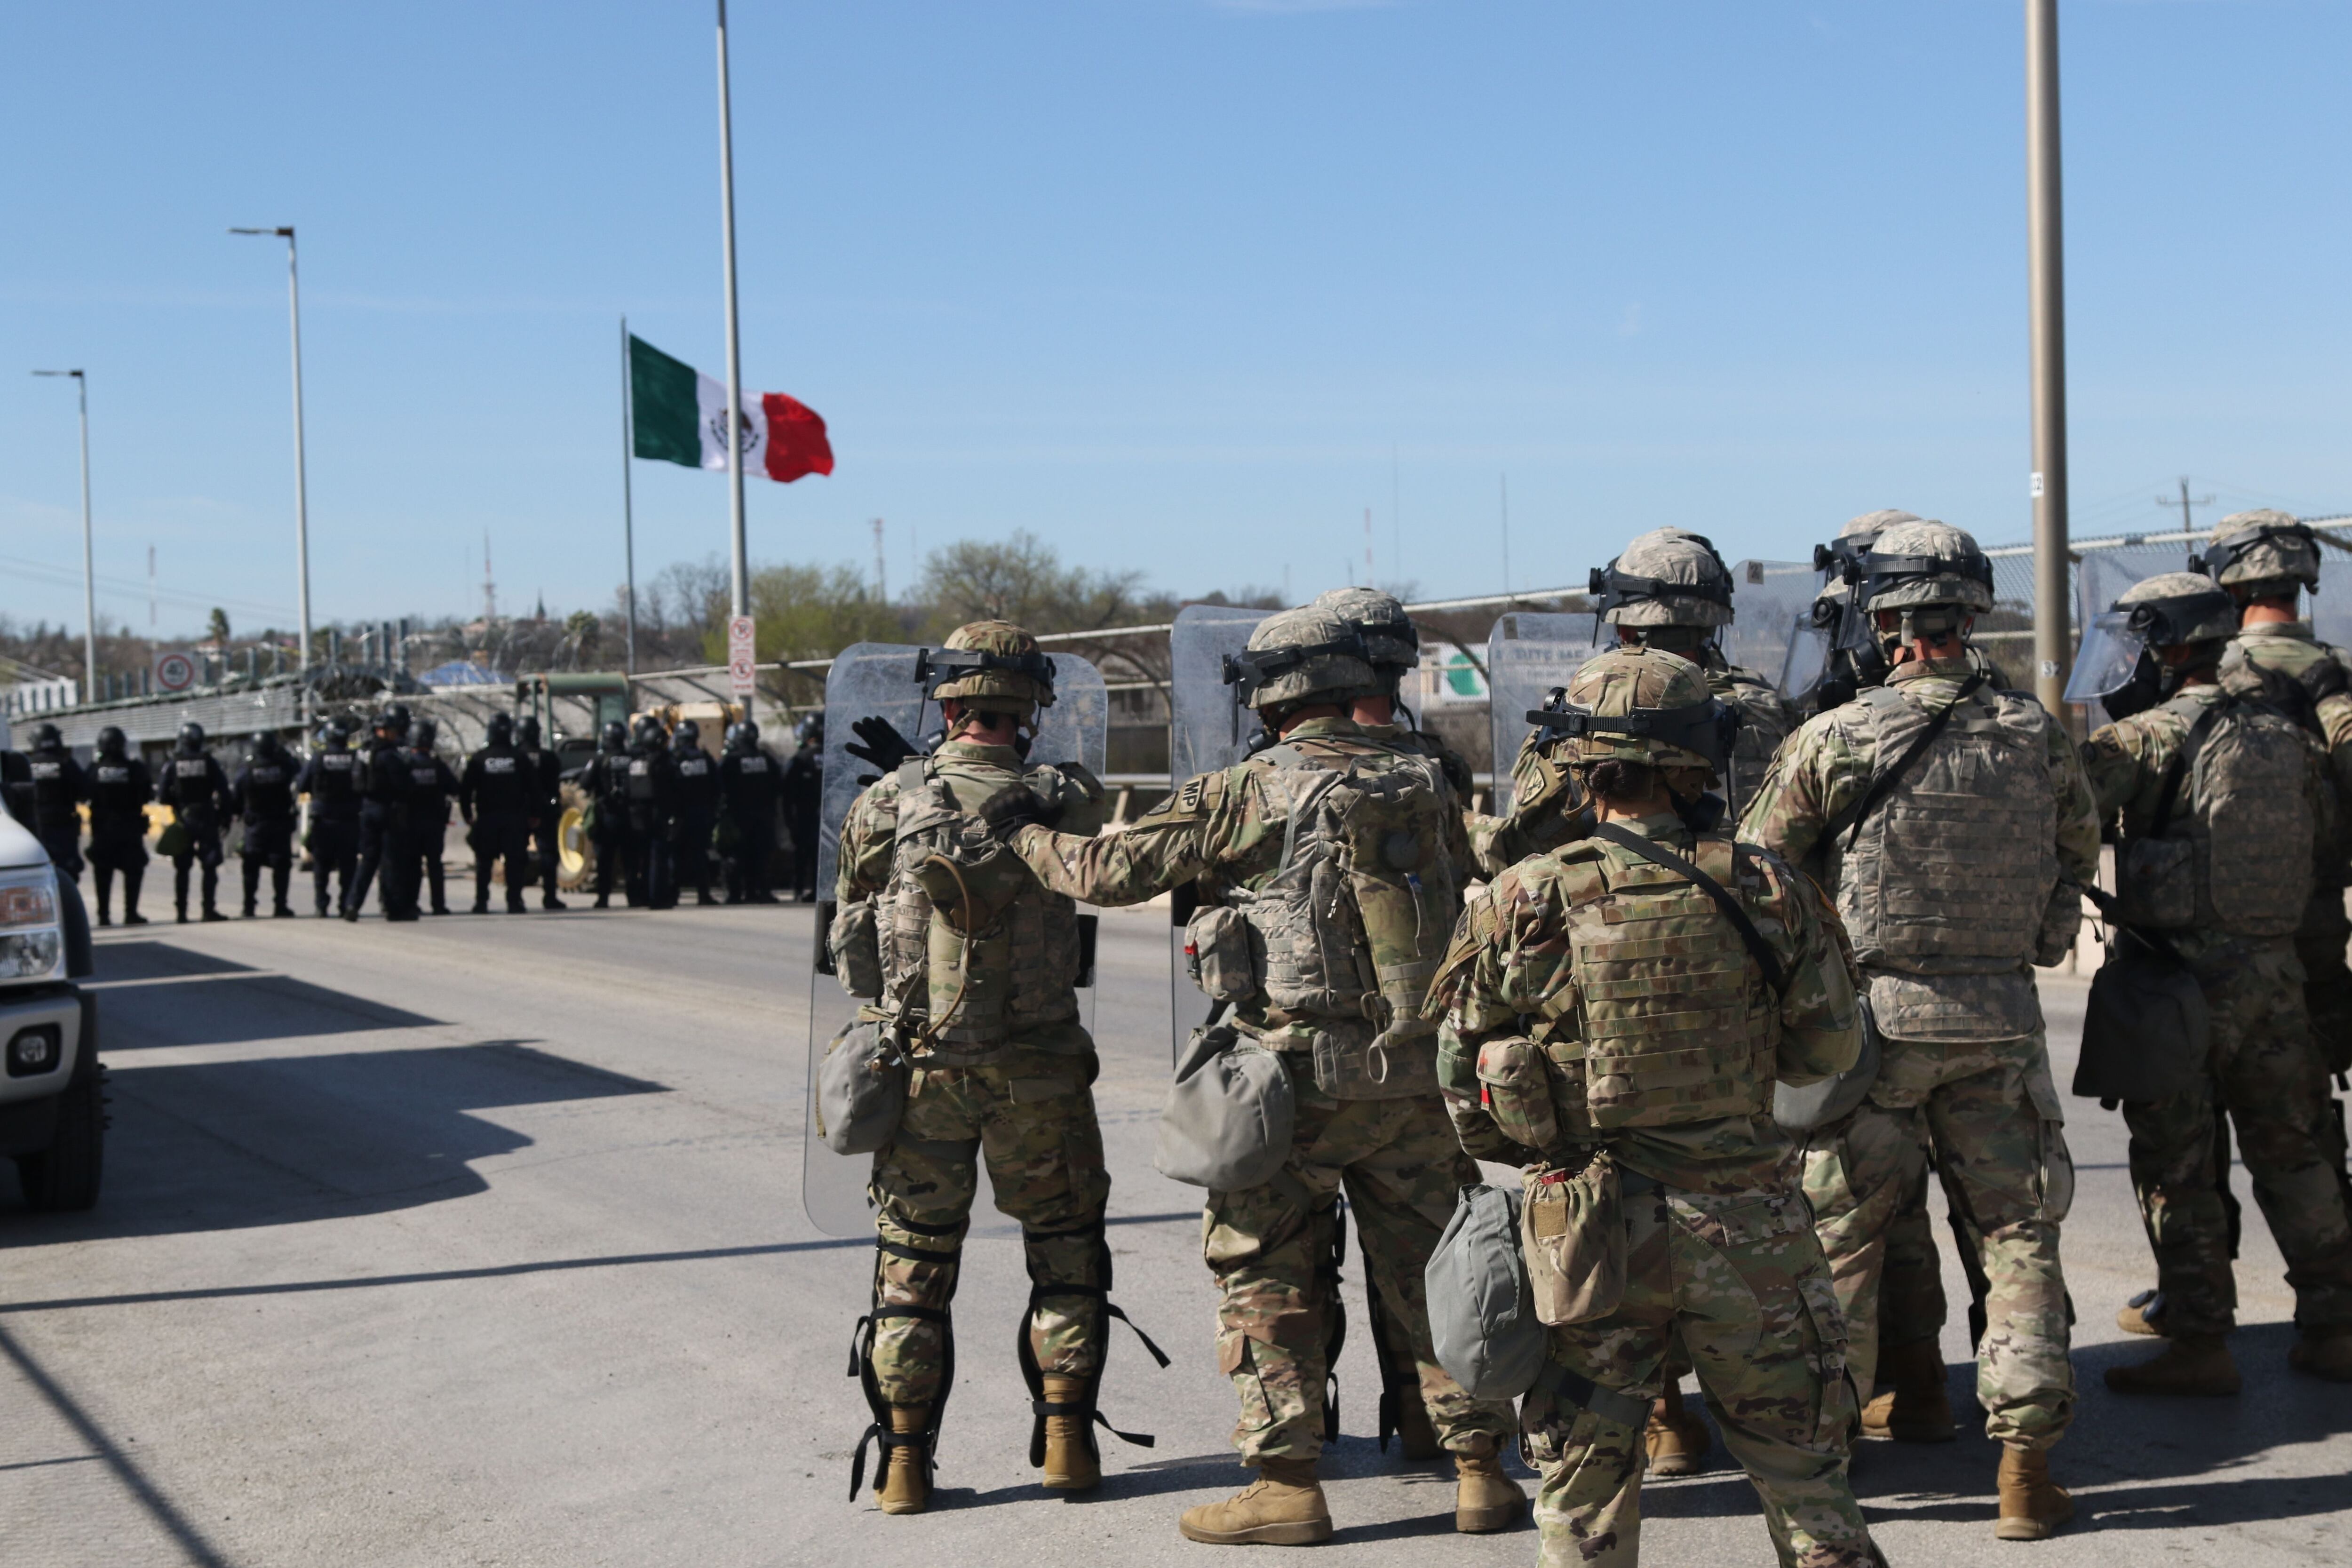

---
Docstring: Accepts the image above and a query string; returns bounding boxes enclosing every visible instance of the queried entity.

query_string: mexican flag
[628,334,834,483]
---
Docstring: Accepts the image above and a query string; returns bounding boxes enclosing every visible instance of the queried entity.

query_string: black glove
[845,715,920,777]
[976,783,1062,837]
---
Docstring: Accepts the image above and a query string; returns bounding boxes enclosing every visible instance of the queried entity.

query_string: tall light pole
[230,225,315,690]
[715,0,749,619]
[2026,0,2070,714]
[31,369,97,699]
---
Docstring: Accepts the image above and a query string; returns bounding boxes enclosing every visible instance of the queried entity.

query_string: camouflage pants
[1202,1078,1512,1463]
[867,1046,1112,1408]
[1527,1178,1875,1568]
[1802,1030,2075,1448]
[2124,938,2352,1337]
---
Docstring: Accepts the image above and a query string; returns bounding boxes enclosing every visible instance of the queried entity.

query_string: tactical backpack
[2116,692,2315,938]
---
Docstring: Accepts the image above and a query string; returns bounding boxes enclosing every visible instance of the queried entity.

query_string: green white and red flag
[628,334,834,482]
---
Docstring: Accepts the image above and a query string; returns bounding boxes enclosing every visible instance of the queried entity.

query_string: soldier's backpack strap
[2147,704,2223,841]
[1836,671,1988,851]
[1587,823,1786,997]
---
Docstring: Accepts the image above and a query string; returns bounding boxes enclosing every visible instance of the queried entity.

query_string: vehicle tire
[16,1059,106,1212]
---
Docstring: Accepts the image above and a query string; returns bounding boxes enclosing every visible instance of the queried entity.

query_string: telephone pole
[2158,476,2215,534]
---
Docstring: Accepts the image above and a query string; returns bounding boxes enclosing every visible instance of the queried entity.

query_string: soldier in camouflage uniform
[829,621,1155,1515]
[1431,645,1878,1568]
[2076,572,2352,1392]
[1740,519,2092,1541]
[987,605,1522,1545]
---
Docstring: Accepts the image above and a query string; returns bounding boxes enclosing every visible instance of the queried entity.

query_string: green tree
[207,607,231,645]
[916,530,1147,634]
[707,562,906,665]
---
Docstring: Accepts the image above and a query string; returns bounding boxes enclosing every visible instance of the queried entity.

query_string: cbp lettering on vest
[582,719,635,909]
[158,720,234,924]
[984,606,1523,1545]
[830,621,1161,1518]
[1740,519,2094,1541]
[231,729,300,918]
[23,723,87,878]
[460,712,533,915]
[718,719,784,904]
[85,725,153,926]
[298,716,364,916]
[670,718,720,907]
[346,706,418,922]
[2075,568,2352,1394]
[623,715,679,910]
[1431,644,1881,1568]
[514,715,567,910]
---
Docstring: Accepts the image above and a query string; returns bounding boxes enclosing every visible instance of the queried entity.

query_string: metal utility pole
[2025,0,2070,713]
[872,518,887,603]
[231,226,315,694]
[32,369,97,698]
[2158,476,2214,534]
[715,0,750,619]
[620,315,639,674]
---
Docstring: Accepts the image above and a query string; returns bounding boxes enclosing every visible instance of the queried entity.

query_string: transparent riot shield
[1166,604,1272,1059]
[1485,611,1599,815]
[1724,558,1823,696]
[802,643,1110,1238]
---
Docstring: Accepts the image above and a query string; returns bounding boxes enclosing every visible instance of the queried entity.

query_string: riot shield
[802,643,1110,1238]
[1485,611,1599,816]
[1166,604,1271,1059]
[1723,558,1824,699]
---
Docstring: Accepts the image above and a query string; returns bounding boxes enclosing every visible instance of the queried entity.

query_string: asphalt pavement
[1,901,2346,1567]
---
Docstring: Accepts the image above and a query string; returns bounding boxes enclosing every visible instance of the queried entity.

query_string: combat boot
[1860,1339,1954,1442]
[1453,1435,1525,1534]
[1993,1445,2073,1540]
[1645,1382,1712,1475]
[1177,1458,1333,1546]
[877,1406,930,1515]
[2289,1328,2352,1382]
[2103,1333,2241,1396]
[1038,1375,1100,1491]
[2117,1289,2164,1336]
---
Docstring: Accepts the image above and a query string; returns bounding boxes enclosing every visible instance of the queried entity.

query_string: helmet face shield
[2064,610,2153,713]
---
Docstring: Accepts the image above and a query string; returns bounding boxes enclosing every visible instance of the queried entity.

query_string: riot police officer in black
[780,713,823,901]
[516,714,567,910]
[718,720,783,904]
[582,720,635,909]
[670,719,720,907]
[297,717,363,915]
[405,718,461,916]
[24,723,87,878]
[158,721,232,923]
[86,726,152,926]
[232,730,300,917]
[461,713,533,915]
[623,716,680,909]
[347,707,416,921]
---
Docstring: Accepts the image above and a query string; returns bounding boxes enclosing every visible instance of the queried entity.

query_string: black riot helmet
[175,720,207,756]
[791,714,815,748]
[30,722,63,752]
[373,706,408,740]
[323,715,356,748]
[252,730,285,758]
[412,718,439,752]
[723,722,747,751]
[96,725,128,758]
[600,719,628,751]
[630,715,665,751]
[516,714,541,748]
[672,718,700,753]
[486,712,515,747]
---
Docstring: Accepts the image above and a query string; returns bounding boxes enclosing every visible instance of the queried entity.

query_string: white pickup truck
[0,803,102,1210]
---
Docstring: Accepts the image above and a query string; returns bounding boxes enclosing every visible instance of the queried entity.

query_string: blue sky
[4,1,2348,640]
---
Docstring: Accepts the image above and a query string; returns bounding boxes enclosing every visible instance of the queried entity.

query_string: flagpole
[715,0,749,620]
[620,314,638,675]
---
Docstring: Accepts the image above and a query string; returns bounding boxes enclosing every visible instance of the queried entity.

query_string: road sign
[727,616,757,700]
[152,651,197,692]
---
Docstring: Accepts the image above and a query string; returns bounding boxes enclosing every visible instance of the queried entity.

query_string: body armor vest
[874,755,1086,1058]
[27,756,77,831]
[2117,687,2316,939]
[241,762,295,821]
[625,756,657,801]
[1826,682,2058,972]
[307,749,359,814]
[89,762,146,823]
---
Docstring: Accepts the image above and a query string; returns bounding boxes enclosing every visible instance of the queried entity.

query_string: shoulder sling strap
[1587,821,1786,996]
[1838,671,1988,852]
[2146,702,2223,840]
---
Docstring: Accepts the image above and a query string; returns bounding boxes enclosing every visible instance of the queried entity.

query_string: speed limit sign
[152,651,198,692]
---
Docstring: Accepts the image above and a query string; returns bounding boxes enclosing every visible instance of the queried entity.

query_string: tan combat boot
[2103,1334,2242,1397]
[1453,1435,1526,1534]
[878,1406,931,1515]
[2289,1328,2352,1382]
[1643,1382,1712,1476]
[1177,1457,1333,1546]
[1993,1445,2074,1541]
[2116,1289,2163,1336]
[1039,1375,1100,1491]
[1859,1338,1955,1443]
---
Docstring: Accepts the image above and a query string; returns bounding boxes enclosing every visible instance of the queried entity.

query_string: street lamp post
[31,369,97,701]
[2025,1,2070,714]
[230,226,315,702]
[715,0,749,620]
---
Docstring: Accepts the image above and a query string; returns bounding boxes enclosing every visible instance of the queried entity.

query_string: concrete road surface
[2,904,2346,1567]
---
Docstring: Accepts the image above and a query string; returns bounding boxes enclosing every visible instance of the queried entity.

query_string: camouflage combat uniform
[1008,715,1516,1466]
[1740,655,2096,1449]
[1433,811,1876,1568]
[2079,672,2352,1341]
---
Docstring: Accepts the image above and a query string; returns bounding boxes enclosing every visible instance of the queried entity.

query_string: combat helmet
[1525,645,1735,779]
[2070,570,2242,722]
[1314,587,1419,693]
[2193,509,2321,602]
[2115,571,2240,651]
[1859,518,1993,653]
[920,621,1057,714]
[30,722,63,751]
[96,725,127,758]
[1223,605,1375,715]
[1592,529,1736,633]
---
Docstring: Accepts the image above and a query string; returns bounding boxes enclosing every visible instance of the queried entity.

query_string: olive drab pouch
[1425,1183,1547,1401]
[1520,1157,1626,1327]
[815,1019,907,1155]
[1772,995,1883,1132]
[1475,1036,1559,1152]
[829,898,884,1000]
[1154,1008,1295,1190]
[1184,903,1261,1004]
[1311,1018,1438,1102]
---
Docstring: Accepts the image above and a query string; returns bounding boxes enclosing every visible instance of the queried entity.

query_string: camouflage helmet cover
[1812,509,1923,617]
[923,620,1056,710]
[2114,570,2240,648]
[1593,527,1735,629]
[1313,586,1419,675]
[1529,645,1731,774]
[2196,509,2320,594]
[1841,508,1920,543]
[1225,605,1376,711]
[1859,519,1994,615]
